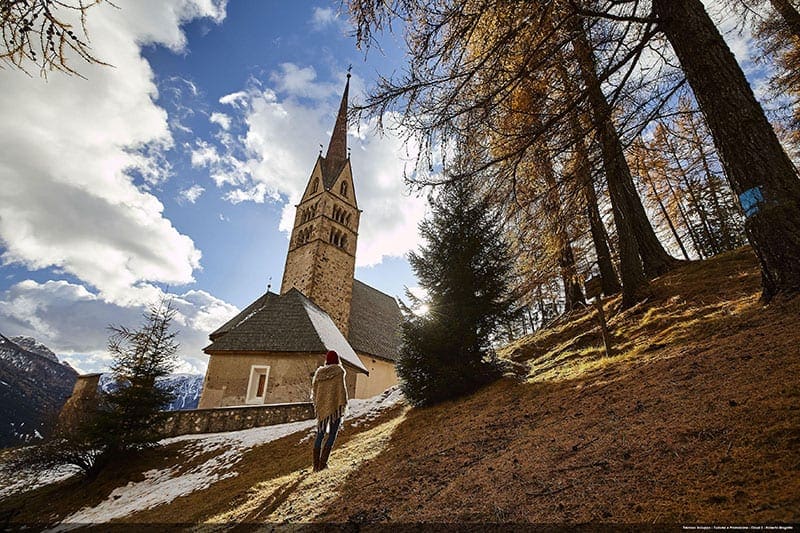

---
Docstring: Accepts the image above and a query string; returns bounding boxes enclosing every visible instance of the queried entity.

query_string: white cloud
[269,63,339,100]
[0,279,238,375]
[0,0,228,306]
[219,90,249,108]
[191,139,222,167]
[210,112,231,130]
[202,66,427,268]
[309,7,348,33]
[224,183,271,204]
[179,184,206,204]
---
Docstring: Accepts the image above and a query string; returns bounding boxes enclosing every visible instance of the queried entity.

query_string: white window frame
[245,365,270,404]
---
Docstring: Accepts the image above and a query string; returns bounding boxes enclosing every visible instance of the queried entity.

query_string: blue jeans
[314,416,341,449]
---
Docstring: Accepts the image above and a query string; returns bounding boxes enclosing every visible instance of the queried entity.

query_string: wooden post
[584,276,613,357]
[594,296,613,357]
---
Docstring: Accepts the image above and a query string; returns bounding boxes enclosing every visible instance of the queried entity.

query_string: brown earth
[1,247,798,528]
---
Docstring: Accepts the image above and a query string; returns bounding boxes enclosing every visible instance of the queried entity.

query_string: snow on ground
[53,386,404,527]
[0,461,81,500]
[346,386,404,427]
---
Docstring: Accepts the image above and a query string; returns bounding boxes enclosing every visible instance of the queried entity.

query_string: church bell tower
[280,73,360,335]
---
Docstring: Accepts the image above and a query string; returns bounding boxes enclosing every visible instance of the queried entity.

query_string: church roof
[325,73,349,163]
[348,280,403,362]
[205,288,368,374]
[320,73,350,190]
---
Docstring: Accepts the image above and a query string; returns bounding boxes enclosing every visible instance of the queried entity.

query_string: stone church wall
[157,402,314,438]
[309,243,355,336]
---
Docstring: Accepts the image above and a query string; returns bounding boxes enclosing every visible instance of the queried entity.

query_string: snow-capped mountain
[9,336,60,363]
[0,332,205,448]
[0,334,78,448]
[98,373,204,411]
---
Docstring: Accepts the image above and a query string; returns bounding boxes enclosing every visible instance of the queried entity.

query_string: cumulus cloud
[199,66,427,267]
[0,279,238,375]
[0,0,229,306]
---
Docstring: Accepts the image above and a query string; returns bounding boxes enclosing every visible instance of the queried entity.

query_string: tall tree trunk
[684,114,736,252]
[659,165,707,259]
[770,0,800,38]
[682,110,745,252]
[660,128,720,256]
[636,152,692,260]
[533,129,586,311]
[558,58,622,295]
[571,23,649,306]
[571,21,680,283]
[654,0,800,300]
[575,131,622,295]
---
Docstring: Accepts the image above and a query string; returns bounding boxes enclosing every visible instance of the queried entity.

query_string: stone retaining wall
[158,402,315,438]
[60,374,314,439]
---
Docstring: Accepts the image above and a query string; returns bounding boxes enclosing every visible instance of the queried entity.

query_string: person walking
[311,350,348,472]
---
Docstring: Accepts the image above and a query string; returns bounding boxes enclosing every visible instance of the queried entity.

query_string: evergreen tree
[398,180,515,406]
[92,300,179,453]
[19,300,179,479]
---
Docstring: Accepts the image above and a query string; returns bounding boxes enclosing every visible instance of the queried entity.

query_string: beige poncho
[311,364,348,429]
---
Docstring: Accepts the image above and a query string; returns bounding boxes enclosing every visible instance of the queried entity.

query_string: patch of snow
[0,462,81,499]
[346,386,404,425]
[300,386,405,443]
[10,335,59,362]
[56,419,316,528]
[30,386,403,527]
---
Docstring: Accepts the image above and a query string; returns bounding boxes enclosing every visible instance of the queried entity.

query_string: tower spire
[325,71,350,162]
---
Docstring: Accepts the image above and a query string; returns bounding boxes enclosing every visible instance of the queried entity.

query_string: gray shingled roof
[204,289,367,374]
[348,280,403,362]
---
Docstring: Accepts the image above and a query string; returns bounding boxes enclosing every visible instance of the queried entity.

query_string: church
[198,74,402,408]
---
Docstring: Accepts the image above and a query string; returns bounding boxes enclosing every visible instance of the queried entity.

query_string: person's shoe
[313,446,321,472]
[319,445,332,470]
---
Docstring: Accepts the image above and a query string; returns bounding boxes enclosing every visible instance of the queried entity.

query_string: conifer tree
[19,300,179,478]
[92,300,179,453]
[398,179,513,406]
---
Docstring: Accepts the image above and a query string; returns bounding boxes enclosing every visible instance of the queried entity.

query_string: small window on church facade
[311,178,319,194]
[246,365,270,404]
[340,181,348,197]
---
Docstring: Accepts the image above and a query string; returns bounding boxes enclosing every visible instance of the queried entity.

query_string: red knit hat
[325,350,339,365]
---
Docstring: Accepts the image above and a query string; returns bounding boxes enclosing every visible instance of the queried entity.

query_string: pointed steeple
[325,71,350,163]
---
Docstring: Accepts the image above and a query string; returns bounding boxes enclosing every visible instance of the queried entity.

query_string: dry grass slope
[1,246,797,527]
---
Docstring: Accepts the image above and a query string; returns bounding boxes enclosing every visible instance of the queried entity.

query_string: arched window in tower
[297,226,312,247]
[340,181,348,197]
[311,178,319,194]
[329,228,347,249]
[332,205,348,225]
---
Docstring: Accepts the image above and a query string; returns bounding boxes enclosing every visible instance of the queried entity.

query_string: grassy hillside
[1,247,798,527]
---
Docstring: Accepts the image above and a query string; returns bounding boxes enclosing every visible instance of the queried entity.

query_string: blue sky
[0,0,778,375]
[0,1,426,374]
